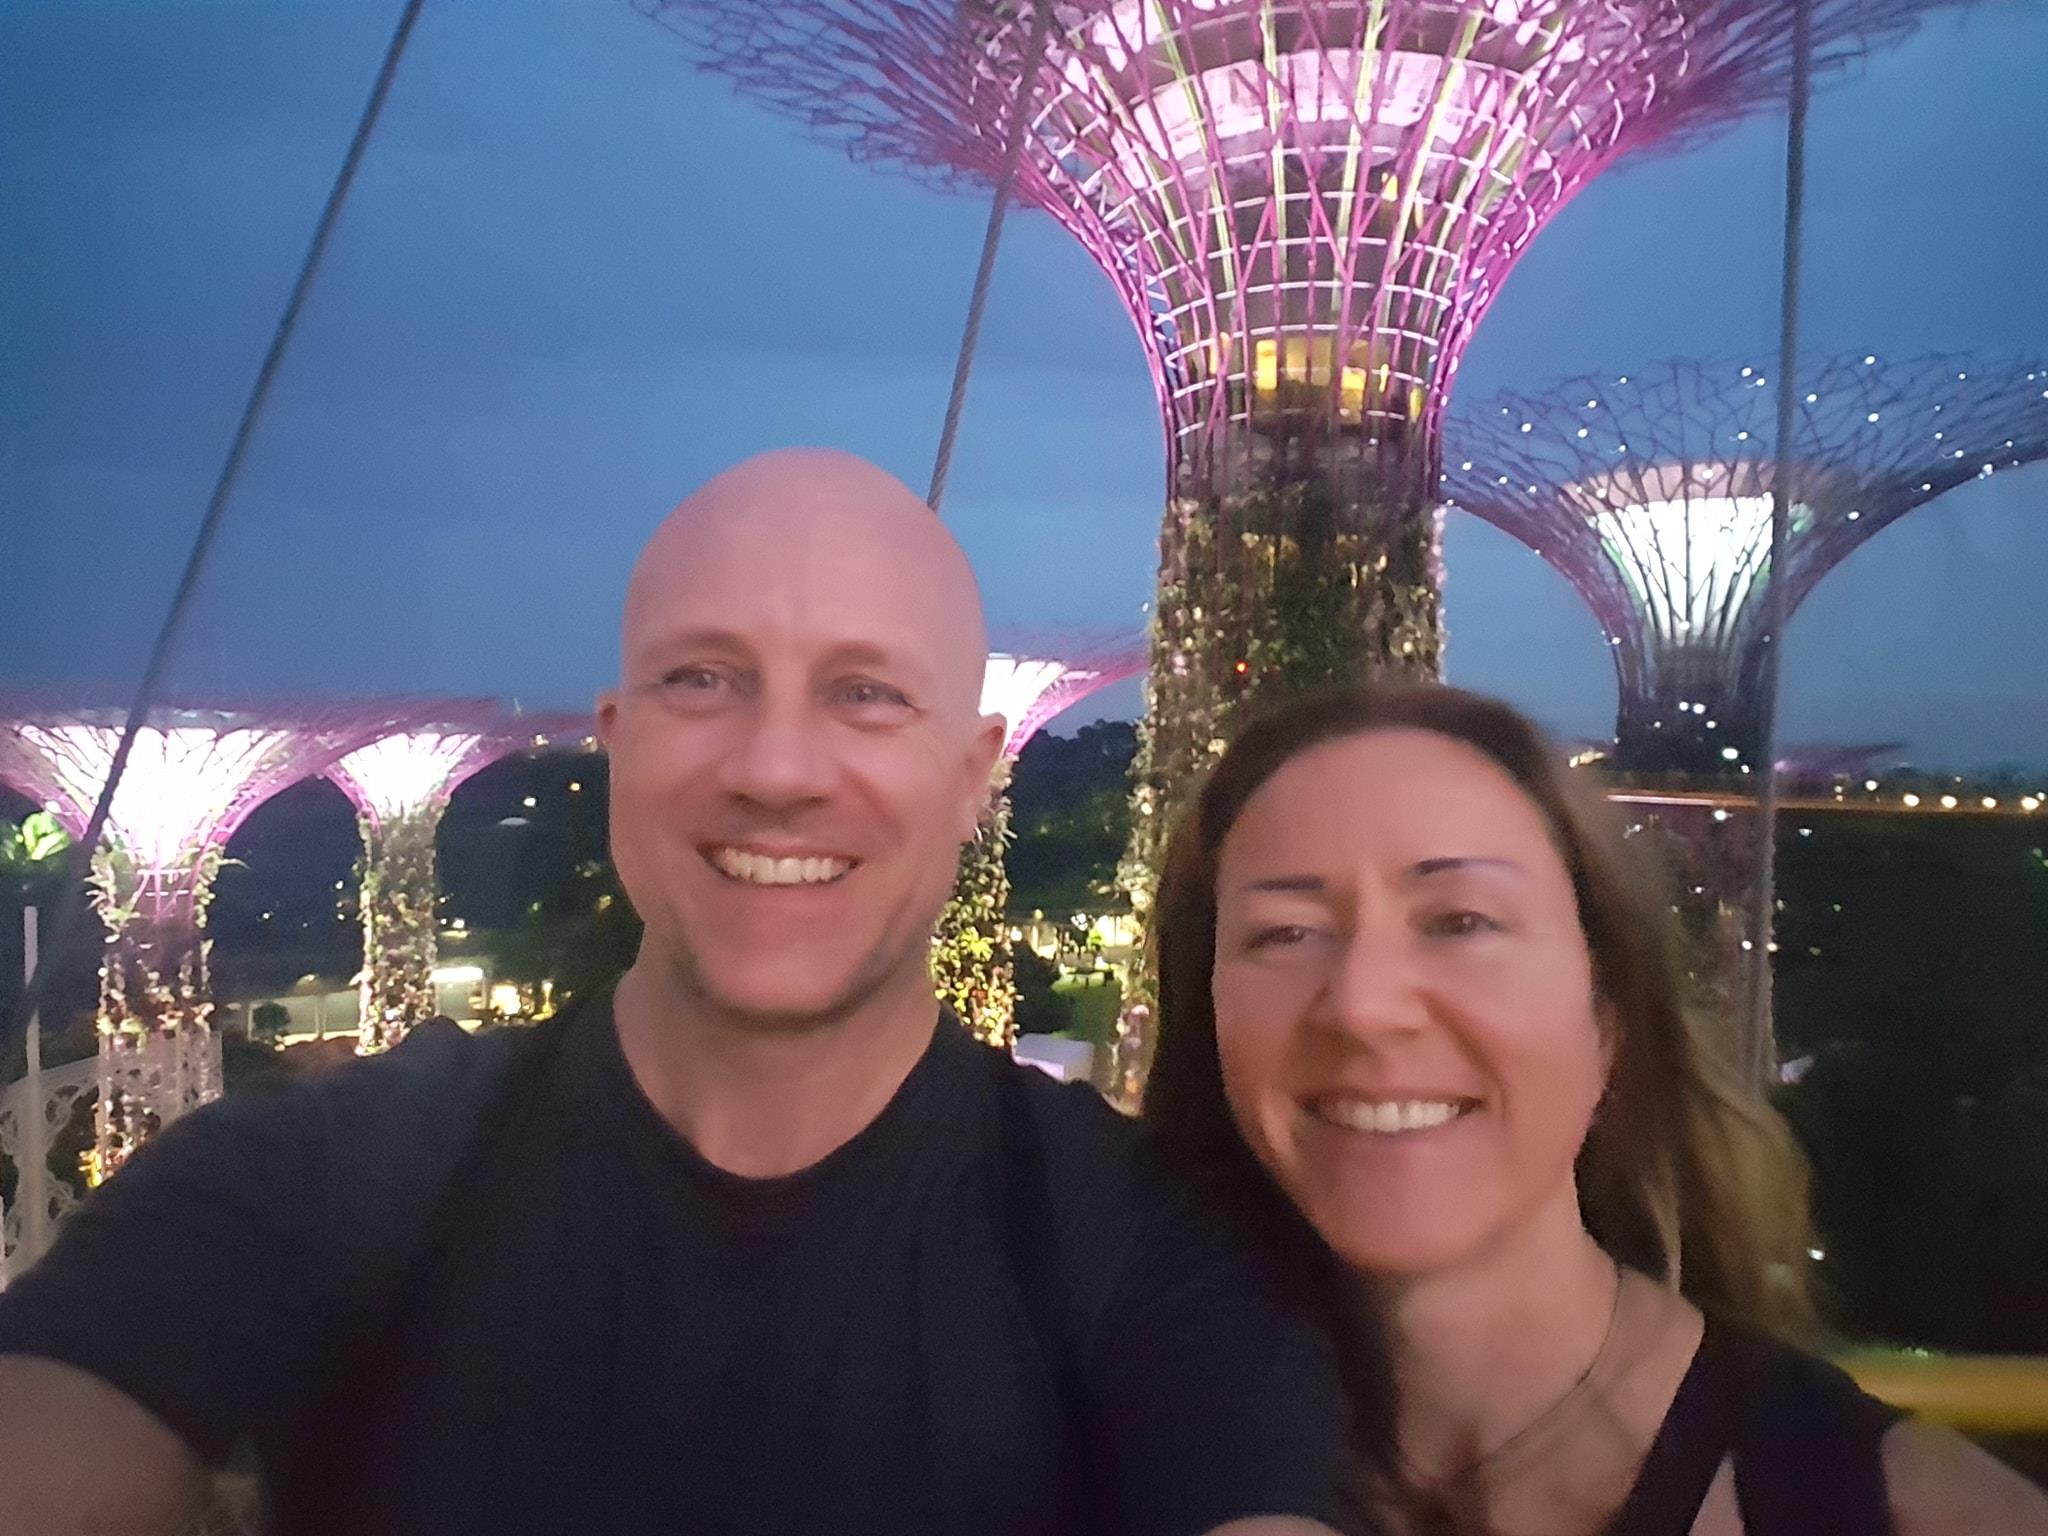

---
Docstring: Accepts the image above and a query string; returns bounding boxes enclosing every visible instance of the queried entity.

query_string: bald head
[622,448,989,718]
[601,449,1006,1033]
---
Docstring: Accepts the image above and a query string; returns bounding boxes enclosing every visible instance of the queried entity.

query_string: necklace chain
[1398,1258,1628,1494]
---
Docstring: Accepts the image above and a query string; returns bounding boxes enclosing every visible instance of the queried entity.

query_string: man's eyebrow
[630,626,749,663]
[814,641,943,696]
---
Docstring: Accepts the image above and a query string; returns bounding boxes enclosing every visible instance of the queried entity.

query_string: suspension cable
[927,0,1055,513]
[8,0,429,1048]
[1744,0,1816,1089]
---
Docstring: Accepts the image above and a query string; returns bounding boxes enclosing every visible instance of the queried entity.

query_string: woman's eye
[1246,923,1314,952]
[1423,909,1499,939]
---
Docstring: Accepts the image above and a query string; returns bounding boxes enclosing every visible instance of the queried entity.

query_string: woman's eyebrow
[1239,873,1327,894]
[1410,856,1523,880]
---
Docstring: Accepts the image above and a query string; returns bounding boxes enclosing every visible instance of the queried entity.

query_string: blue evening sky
[2,0,2044,765]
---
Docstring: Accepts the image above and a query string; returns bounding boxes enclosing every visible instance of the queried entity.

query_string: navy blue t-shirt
[0,1001,1354,1535]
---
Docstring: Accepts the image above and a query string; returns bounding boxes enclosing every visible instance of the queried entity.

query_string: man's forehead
[621,450,991,698]
[627,613,941,676]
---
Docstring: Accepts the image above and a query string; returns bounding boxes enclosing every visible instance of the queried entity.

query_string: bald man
[0,452,1356,1536]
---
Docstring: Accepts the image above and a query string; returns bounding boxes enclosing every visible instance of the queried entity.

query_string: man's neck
[612,958,942,1179]
[1365,1191,1622,1479]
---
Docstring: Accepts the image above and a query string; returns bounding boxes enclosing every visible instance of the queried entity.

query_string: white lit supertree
[1448,355,2048,1039]
[0,701,420,1180]
[329,706,593,1054]
[936,644,1146,1046]
[1446,354,2048,776]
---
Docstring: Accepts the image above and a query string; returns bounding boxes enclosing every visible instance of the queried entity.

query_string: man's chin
[692,960,897,1033]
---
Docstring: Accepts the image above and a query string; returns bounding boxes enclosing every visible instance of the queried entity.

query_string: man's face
[599,494,1001,1028]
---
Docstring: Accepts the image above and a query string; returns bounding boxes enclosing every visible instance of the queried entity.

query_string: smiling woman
[1143,683,2048,1536]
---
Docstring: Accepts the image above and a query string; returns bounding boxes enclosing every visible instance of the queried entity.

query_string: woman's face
[1211,728,1608,1278]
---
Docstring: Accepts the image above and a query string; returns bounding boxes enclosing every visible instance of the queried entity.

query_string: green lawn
[1051,973,1122,1044]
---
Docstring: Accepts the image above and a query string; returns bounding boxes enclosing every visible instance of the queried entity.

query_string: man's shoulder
[991,1047,1147,1161]
[982,1047,1191,1242]
[110,1014,565,1225]
[217,1015,549,1147]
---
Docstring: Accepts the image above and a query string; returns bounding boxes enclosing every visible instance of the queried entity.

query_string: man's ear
[958,713,1009,841]
[595,689,622,748]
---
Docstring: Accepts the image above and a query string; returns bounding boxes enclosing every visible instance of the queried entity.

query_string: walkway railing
[1846,1351,2048,1435]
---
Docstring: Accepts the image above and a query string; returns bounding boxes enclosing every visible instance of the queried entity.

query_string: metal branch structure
[981,645,1148,757]
[937,644,1147,1046]
[1447,354,2048,776]
[329,706,595,1055]
[0,700,424,1179]
[645,0,1976,1101]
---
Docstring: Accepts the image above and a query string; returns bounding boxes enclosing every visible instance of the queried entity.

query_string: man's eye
[654,667,736,708]
[661,667,723,692]
[838,679,911,709]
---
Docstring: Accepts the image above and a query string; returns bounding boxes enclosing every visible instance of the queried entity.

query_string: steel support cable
[7,0,429,1049]
[1744,0,1815,1088]
[927,0,1055,513]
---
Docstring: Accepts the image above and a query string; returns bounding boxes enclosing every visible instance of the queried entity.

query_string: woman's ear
[1595,993,1621,1084]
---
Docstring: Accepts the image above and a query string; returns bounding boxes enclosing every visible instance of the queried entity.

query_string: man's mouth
[705,845,857,888]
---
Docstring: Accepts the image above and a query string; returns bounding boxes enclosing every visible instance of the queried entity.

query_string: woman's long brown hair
[1142,682,1818,1345]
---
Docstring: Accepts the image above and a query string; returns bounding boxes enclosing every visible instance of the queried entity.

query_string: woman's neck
[1365,1193,1624,1483]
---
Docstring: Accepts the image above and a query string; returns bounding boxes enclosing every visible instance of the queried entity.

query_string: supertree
[649,0,1976,1100]
[0,700,421,1180]
[935,644,1146,1046]
[329,706,594,1055]
[1446,355,2048,777]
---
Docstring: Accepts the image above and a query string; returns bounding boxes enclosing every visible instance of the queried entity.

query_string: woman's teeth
[1311,1096,1472,1134]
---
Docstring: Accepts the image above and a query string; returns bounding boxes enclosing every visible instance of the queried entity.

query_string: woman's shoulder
[1711,1326,2048,1535]
[1880,1415,2048,1536]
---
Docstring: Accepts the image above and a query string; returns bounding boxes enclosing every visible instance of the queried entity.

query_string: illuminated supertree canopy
[642,0,1976,1100]
[980,645,1148,758]
[1446,354,2048,775]
[329,705,594,1054]
[0,700,425,1179]
[936,644,1147,1047]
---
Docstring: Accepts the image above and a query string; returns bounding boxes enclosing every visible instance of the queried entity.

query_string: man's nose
[717,695,834,809]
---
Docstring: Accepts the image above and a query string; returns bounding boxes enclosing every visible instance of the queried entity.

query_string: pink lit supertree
[0,700,422,1179]
[1445,354,2048,778]
[647,0,1976,1098]
[937,643,1147,1045]
[329,706,595,1054]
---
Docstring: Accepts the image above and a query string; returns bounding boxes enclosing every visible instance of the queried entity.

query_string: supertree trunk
[932,769,1018,1048]
[1623,798,1763,1073]
[1613,674,1769,778]
[1111,458,1444,1104]
[355,802,444,1054]
[87,848,223,1183]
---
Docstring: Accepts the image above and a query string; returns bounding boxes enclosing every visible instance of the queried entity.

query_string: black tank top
[1604,1322,1904,1536]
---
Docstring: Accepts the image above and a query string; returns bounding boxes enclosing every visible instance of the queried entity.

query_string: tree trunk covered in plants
[356,804,443,1054]
[88,847,222,1182]
[931,768,1018,1048]
[1620,797,1764,1074]
[1109,465,1443,1105]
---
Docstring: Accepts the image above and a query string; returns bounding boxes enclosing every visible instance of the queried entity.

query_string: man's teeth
[711,848,852,887]
[1314,1097,1470,1134]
